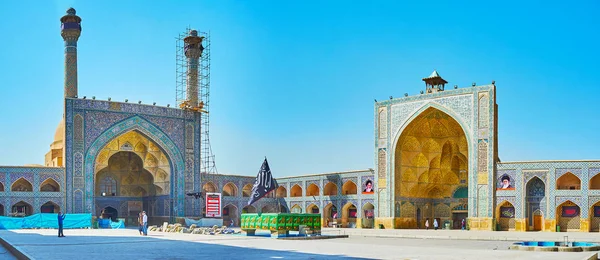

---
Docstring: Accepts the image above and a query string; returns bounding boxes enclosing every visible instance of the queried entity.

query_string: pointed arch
[85,115,184,215]
[40,178,60,192]
[323,182,338,196]
[361,202,375,228]
[556,172,581,190]
[0,182,4,192]
[290,204,302,213]
[307,203,319,214]
[242,183,253,197]
[276,186,287,198]
[590,172,600,190]
[41,201,60,213]
[324,203,338,227]
[203,182,217,193]
[306,183,319,196]
[590,201,600,232]
[342,181,358,195]
[526,176,545,231]
[222,182,238,197]
[290,184,302,197]
[223,204,238,226]
[342,202,358,228]
[11,178,32,192]
[242,205,256,213]
[11,201,32,216]
[557,200,580,231]
[495,201,515,231]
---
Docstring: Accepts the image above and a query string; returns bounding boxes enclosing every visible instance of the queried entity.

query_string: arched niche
[242,205,257,213]
[276,186,287,198]
[556,201,580,232]
[222,182,238,197]
[11,178,33,192]
[323,182,338,196]
[495,201,515,231]
[11,201,33,216]
[306,183,319,196]
[307,203,319,214]
[590,173,600,190]
[556,172,581,190]
[40,178,60,192]
[242,184,253,197]
[362,203,375,229]
[41,201,60,213]
[203,182,217,193]
[290,184,302,197]
[342,202,357,228]
[223,204,238,226]
[342,181,357,195]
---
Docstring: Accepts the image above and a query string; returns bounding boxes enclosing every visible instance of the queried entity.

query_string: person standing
[142,211,148,236]
[461,219,466,230]
[57,211,66,237]
[138,212,143,235]
[425,219,429,230]
[433,219,439,230]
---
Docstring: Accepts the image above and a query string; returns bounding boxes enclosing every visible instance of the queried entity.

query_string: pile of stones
[148,223,240,235]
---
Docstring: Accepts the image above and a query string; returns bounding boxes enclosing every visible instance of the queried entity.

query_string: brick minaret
[60,8,82,98]
[184,30,204,107]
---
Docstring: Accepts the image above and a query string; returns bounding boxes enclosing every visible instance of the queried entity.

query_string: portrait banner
[497,174,515,190]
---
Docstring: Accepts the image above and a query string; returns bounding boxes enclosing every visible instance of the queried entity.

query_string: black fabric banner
[248,158,278,206]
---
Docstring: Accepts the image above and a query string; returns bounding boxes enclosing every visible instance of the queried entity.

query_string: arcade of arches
[94,130,171,225]
[394,107,469,229]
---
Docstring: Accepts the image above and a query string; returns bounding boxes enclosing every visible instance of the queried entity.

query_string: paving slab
[0,228,597,260]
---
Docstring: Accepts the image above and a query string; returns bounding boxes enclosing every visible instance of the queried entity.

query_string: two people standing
[57,211,66,237]
[424,218,439,230]
[138,211,148,236]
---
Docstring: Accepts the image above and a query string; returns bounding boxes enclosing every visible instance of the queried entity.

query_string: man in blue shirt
[58,211,66,237]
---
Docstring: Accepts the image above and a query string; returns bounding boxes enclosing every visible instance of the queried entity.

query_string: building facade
[0,8,598,232]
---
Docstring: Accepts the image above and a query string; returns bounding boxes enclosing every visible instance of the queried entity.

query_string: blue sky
[0,0,599,177]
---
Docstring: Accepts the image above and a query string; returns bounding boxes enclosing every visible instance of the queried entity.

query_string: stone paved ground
[0,244,16,260]
[0,228,598,260]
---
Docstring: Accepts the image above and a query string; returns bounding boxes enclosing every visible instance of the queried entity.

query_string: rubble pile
[148,224,239,235]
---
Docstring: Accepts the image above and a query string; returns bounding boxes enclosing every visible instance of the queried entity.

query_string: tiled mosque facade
[0,8,598,232]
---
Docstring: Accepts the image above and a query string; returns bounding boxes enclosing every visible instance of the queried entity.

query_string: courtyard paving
[0,228,598,260]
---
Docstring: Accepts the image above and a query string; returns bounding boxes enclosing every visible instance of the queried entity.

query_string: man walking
[142,211,148,236]
[58,211,66,237]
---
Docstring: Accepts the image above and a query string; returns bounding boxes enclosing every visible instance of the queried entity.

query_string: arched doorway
[324,203,338,227]
[101,206,118,221]
[203,182,217,193]
[342,203,357,228]
[395,107,468,229]
[496,201,515,231]
[307,203,319,214]
[362,203,375,229]
[556,173,581,190]
[93,130,171,224]
[242,205,256,213]
[11,178,33,192]
[223,204,238,226]
[556,201,580,232]
[290,184,302,197]
[11,201,32,216]
[41,201,60,213]
[291,205,302,213]
[525,177,545,231]
[590,201,600,232]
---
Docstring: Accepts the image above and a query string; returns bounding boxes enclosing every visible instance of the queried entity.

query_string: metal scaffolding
[176,27,217,181]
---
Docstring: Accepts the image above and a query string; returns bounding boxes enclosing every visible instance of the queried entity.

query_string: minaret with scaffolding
[176,28,217,184]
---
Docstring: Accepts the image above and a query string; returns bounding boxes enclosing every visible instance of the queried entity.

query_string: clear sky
[0,0,599,177]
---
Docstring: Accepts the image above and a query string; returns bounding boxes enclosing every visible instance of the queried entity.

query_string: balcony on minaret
[422,70,448,94]
[60,8,82,42]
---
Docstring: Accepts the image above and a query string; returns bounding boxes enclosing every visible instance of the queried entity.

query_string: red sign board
[205,193,222,218]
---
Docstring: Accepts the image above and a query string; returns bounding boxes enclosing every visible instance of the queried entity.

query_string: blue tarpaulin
[98,218,125,229]
[0,213,92,229]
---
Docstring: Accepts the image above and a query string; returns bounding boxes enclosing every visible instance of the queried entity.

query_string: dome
[51,118,65,150]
